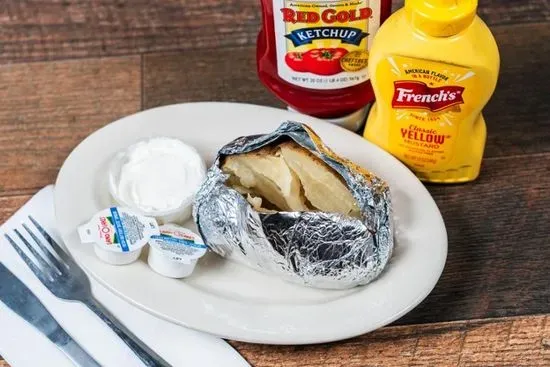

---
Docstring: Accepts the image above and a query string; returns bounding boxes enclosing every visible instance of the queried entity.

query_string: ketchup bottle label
[274,0,381,90]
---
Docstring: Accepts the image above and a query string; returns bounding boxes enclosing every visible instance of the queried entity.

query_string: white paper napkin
[0,186,249,367]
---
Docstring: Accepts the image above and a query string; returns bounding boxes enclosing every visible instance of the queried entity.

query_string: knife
[0,263,100,366]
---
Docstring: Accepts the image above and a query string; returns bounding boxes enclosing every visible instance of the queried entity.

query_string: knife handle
[83,297,170,367]
[51,328,101,367]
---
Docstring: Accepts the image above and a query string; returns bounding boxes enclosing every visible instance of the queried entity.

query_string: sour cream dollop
[109,137,206,223]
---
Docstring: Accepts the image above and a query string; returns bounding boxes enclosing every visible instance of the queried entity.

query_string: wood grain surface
[1,0,549,366]
[232,315,550,366]
[0,56,141,195]
[1,0,549,63]
[142,47,283,109]
[401,154,550,324]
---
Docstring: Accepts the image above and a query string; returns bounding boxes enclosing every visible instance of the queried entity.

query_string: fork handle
[84,298,171,367]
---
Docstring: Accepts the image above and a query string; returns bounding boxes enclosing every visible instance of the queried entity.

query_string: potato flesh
[222,151,309,212]
[279,144,360,218]
[222,142,360,217]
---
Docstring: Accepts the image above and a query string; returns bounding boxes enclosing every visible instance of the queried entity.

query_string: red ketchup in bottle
[257,0,392,131]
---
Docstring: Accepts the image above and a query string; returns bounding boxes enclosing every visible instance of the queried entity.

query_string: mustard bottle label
[273,0,382,90]
[377,55,477,170]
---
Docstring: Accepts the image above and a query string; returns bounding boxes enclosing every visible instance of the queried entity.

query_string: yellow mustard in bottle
[363,0,500,183]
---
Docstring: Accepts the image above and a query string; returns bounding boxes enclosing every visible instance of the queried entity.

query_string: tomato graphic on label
[304,48,349,76]
[284,52,308,72]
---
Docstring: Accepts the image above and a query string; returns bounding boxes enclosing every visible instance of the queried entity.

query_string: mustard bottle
[363,0,500,183]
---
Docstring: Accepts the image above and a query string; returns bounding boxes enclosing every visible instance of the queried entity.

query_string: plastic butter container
[78,207,160,265]
[147,224,207,278]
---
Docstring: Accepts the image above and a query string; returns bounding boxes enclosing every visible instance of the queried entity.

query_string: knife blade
[0,262,100,366]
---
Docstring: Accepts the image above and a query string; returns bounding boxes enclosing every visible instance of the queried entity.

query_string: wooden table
[0,0,548,366]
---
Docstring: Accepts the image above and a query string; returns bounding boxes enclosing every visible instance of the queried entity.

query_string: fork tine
[4,234,55,282]
[23,223,69,271]
[28,216,73,264]
[14,229,62,276]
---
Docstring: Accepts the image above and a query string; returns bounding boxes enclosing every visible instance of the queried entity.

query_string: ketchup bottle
[257,0,392,131]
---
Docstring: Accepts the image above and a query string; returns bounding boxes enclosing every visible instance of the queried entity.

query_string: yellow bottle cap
[405,0,478,37]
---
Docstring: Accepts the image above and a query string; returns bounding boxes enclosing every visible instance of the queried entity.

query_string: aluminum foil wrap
[193,122,393,289]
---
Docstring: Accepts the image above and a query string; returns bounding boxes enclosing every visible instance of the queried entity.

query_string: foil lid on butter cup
[193,121,393,289]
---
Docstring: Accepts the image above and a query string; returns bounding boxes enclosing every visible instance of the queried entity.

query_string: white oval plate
[55,102,447,345]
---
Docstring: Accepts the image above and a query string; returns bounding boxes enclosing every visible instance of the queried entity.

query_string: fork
[5,216,171,367]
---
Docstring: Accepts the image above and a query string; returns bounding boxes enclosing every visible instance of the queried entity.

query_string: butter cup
[146,225,207,279]
[77,207,159,266]
[147,247,198,278]
[93,243,143,266]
